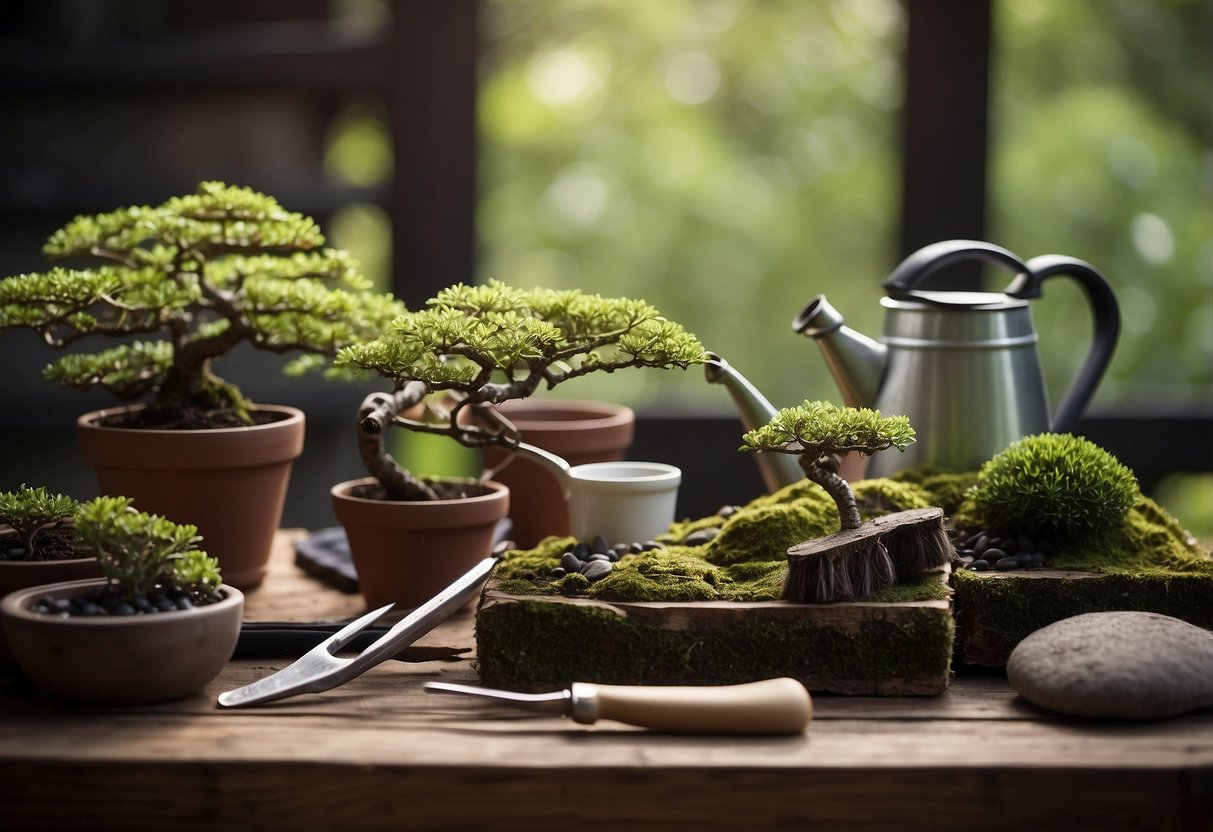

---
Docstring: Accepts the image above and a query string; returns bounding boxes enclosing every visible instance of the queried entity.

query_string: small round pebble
[560,552,584,573]
[1008,612,1213,719]
[969,559,990,571]
[995,556,1020,571]
[550,567,566,578]
[683,527,720,546]
[580,560,613,582]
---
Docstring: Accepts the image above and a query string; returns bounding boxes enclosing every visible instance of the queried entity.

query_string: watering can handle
[1005,255,1120,433]
[882,239,1030,298]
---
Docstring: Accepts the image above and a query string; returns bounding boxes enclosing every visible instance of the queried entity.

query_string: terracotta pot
[0,555,102,666]
[76,405,305,589]
[478,400,634,547]
[0,578,243,704]
[332,477,509,609]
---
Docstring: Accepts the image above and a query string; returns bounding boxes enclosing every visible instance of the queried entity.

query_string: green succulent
[0,181,404,425]
[966,433,1140,540]
[0,485,80,561]
[73,496,222,601]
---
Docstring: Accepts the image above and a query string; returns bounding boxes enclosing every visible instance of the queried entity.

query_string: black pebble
[573,542,592,559]
[984,547,1007,561]
[641,540,665,551]
[970,559,990,571]
[591,535,610,555]
[973,534,990,555]
[995,556,1020,571]
[560,552,584,573]
[683,528,720,546]
[580,560,612,582]
[550,567,567,578]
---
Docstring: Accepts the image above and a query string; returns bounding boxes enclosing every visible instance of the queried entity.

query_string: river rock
[1007,611,1213,719]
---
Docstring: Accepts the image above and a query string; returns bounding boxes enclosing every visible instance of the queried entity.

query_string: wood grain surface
[1,531,1210,832]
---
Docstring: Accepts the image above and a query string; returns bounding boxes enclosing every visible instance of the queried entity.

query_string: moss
[590,549,719,602]
[868,571,953,604]
[1051,496,1210,574]
[703,503,836,565]
[891,467,979,515]
[954,568,1213,666]
[852,478,934,516]
[476,596,954,694]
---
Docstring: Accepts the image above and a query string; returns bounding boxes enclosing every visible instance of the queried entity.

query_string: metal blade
[424,681,571,715]
[217,603,395,708]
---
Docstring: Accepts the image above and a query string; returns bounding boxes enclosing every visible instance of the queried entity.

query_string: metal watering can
[710,240,1120,483]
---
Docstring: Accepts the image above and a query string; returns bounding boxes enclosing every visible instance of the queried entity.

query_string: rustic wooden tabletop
[2,531,1210,832]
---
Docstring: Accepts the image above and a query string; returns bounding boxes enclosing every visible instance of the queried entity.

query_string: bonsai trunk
[357,382,439,501]
[800,453,861,531]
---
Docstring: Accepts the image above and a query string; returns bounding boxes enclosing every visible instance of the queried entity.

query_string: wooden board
[475,574,954,696]
[1,532,1212,832]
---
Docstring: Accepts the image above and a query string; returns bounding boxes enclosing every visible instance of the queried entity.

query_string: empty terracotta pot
[77,405,305,589]
[332,477,509,609]
[478,400,634,547]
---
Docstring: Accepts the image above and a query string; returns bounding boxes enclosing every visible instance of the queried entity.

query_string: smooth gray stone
[1007,611,1213,719]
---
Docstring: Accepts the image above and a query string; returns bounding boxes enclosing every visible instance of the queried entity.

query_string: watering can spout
[792,296,887,409]
[704,353,804,492]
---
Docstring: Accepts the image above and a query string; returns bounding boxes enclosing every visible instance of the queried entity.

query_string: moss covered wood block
[475,575,954,696]
[953,567,1213,668]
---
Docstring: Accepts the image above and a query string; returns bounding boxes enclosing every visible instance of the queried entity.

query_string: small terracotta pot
[0,555,102,666]
[332,477,509,609]
[478,400,634,547]
[0,578,243,704]
[77,405,306,589]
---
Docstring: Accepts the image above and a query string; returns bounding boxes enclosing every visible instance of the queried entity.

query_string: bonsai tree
[335,280,706,501]
[740,401,950,602]
[51,496,224,614]
[0,181,404,428]
[965,432,1139,542]
[0,485,82,561]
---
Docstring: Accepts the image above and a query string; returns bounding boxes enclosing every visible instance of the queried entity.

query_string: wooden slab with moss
[475,474,959,696]
[953,498,1213,667]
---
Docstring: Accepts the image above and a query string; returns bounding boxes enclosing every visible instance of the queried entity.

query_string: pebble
[550,567,566,578]
[573,542,592,559]
[1007,612,1213,719]
[560,552,584,573]
[995,556,1020,571]
[959,528,1055,572]
[682,527,720,546]
[641,540,665,552]
[591,535,610,555]
[969,559,990,571]
[717,505,739,519]
[586,553,611,563]
[580,560,613,582]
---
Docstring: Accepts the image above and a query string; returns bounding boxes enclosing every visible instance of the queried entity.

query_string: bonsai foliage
[0,485,80,561]
[74,496,222,601]
[740,401,915,531]
[967,433,1139,541]
[335,280,706,500]
[0,181,404,427]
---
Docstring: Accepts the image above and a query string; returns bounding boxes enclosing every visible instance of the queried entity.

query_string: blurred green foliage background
[323,0,1211,529]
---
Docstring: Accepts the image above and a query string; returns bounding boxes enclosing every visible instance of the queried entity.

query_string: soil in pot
[332,477,510,609]
[76,404,305,589]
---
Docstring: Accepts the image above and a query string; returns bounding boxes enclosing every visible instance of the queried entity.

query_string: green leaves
[741,400,916,458]
[337,280,706,394]
[73,496,221,599]
[2,182,396,422]
[967,433,1140,540]
[0,485,79,560]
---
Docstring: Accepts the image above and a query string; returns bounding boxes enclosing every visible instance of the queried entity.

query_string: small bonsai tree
[335,280,706,501]
[740,401,949,602]
[70,496,223,610]
[965,433,1139,542]
[0,181,404,428]
[0,485,81,561]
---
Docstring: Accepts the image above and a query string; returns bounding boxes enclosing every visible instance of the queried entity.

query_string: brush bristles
[883,517,953,579]
[784,541,896,604]
[783,508,951,604]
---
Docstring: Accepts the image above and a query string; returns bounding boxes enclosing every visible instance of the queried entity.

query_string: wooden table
[2,531,1211,832]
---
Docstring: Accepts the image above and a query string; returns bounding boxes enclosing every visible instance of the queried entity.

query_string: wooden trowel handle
[570,678,812,735]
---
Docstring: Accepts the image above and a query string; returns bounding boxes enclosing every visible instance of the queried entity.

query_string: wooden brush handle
[569,678,812,734]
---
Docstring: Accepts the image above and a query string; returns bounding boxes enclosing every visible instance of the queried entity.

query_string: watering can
[711,240,1121,482]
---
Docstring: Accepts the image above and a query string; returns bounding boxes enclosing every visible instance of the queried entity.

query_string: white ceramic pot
[566,461,682,545]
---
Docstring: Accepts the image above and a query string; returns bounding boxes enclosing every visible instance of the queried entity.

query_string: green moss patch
[475,594,954,695]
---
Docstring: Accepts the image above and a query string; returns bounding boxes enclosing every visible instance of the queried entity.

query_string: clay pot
[332,477,510,609]
[0,553,101,666]
[76,405,305,589]
[0,578,243,704]
[478,400,634,547]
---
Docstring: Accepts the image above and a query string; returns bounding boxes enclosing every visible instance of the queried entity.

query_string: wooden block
[953,567,1213,668]
[475,572,954,696]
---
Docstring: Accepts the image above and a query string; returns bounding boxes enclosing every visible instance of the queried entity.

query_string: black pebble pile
[954,530,1056,572]
[33,588,217,617]
[550,535,667,582]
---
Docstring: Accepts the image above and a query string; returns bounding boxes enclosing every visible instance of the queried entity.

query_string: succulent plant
[0,485,81,561]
